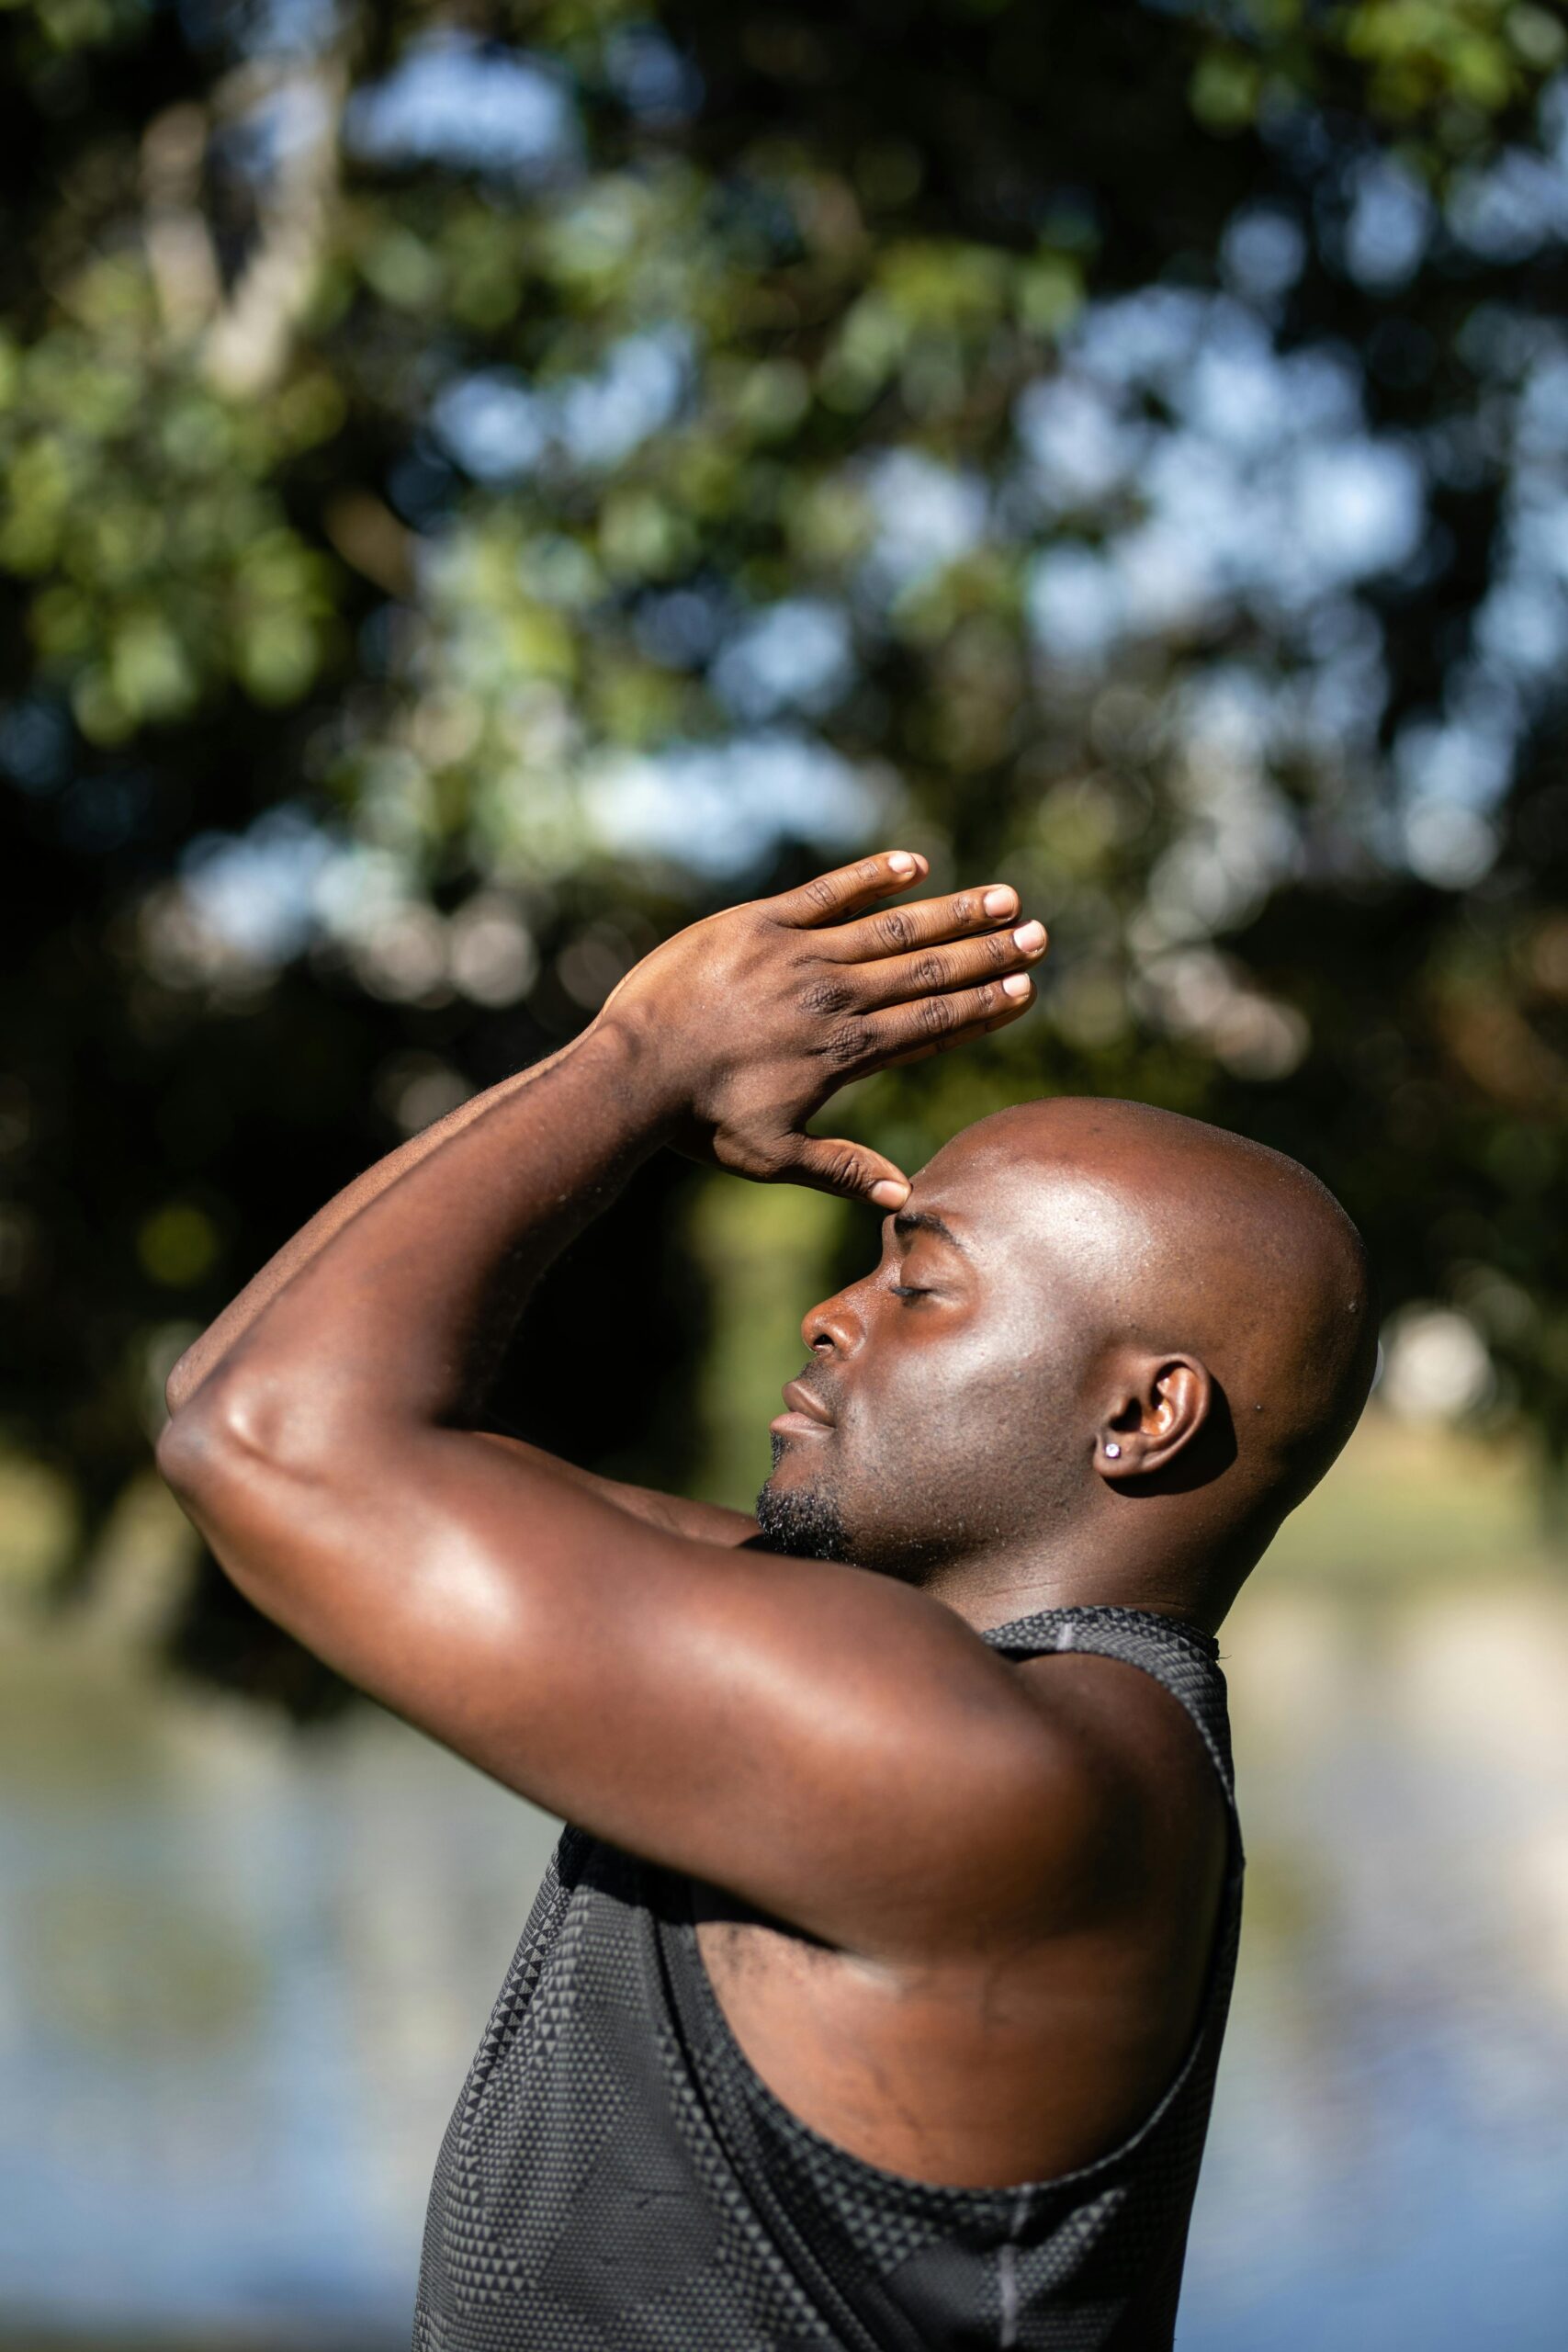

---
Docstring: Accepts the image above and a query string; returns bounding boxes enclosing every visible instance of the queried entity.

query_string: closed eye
[889,1283,930,1301]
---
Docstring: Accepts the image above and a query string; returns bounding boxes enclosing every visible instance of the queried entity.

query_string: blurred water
[3,1560,1567,2347]
[1187,1581,1568,2348]
[0,1641,558,2345]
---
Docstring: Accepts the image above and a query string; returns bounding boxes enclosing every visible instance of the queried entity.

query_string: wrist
[582,1001,691,1145]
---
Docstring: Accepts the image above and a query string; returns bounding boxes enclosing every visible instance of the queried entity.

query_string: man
[157,849,1374,2350]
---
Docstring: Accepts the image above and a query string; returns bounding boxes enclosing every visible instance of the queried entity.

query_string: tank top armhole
[980,1601,1242,1838]
[658,1602,1246,2213]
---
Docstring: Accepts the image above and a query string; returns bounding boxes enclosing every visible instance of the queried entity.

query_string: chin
[763,1430,822,1489]
[753,1458,853,1564]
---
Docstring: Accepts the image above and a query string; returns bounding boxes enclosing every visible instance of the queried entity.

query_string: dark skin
[157,851,1374,2188]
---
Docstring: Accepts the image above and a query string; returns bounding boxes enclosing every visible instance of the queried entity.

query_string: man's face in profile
[756,1126,1090,1578]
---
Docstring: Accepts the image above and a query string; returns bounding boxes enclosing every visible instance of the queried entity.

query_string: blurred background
[5,0,1568,2342]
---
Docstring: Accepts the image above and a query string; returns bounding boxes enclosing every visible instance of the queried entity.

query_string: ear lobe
[1097,1357,1212,1482]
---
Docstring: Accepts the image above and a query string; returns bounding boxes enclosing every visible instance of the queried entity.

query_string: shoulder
[818,1623,1233,1960]
[980,1644,1230,1937]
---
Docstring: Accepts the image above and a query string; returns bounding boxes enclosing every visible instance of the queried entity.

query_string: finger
[782,1134,911,1210]
[768,849,930,930]
[823,882,1023,962]
[880,998,1029,1066]
[863,974,1036,1068]
[852,920,1047,1010]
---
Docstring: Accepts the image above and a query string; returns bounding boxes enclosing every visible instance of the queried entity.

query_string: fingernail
[871,1178,910,1209]
[1002,973,1032,999]
[983,886,1016,918]
[887,852,916,876]
[1013,920,1046,953]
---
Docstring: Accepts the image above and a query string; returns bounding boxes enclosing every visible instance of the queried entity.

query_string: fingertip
[870,1177,911,1210]
[886,851,918,878]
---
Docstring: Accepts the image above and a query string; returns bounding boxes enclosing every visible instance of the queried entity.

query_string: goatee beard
[752,1445,853,1563]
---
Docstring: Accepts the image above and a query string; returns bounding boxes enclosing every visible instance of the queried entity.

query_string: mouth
[770,1374,836,1440]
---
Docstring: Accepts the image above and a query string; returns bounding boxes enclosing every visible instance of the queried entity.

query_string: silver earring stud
[1104,1442,1122,1459]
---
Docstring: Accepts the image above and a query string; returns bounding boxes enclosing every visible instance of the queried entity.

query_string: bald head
[761,1095,1375,1624]
[961,1096,1372,1505]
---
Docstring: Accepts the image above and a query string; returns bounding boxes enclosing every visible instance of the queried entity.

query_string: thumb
[784,1134,911,1211]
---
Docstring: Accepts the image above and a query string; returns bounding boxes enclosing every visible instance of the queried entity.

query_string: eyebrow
[893,1209,968,1255]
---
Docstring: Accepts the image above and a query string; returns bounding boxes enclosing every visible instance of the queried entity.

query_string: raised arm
[163,1015,754,1542]
[156,854,1076,1960]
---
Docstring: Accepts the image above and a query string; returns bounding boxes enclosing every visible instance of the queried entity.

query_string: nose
[802,1281,865,1360]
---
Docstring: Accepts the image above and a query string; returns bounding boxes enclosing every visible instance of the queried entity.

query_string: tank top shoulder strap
[979,1601,1238,1807]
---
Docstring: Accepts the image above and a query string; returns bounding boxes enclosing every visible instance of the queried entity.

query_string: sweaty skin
[157,852,1373,2188]
[761,1098,1374,1630]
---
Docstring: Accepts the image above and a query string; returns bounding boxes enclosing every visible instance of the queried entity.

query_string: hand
[596,850,1048,1205]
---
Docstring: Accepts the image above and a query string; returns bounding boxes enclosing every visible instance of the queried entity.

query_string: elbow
[158,1361,389,1513]
[156,1373,256,1511]
[156,1364,310,1510]
[156,1370,340,1617]
[155,1379,312,1623]
[156,1392,227,1508]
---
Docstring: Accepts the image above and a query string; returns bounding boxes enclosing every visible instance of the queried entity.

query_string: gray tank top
[413,1602,1244,2350]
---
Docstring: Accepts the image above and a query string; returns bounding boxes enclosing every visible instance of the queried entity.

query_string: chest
[690,1875,1217,2188]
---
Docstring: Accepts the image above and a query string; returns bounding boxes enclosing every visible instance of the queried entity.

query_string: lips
[771,1375,836,1439]
[781,1377,834,1426]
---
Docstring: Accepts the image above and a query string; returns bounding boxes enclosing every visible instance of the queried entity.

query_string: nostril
[803,1292,863,1358]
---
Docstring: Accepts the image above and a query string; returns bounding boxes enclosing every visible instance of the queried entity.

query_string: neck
[912,1526,1239,1639]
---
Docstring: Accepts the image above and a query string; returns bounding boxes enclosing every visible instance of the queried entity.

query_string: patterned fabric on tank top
[412,1602,1245,2351]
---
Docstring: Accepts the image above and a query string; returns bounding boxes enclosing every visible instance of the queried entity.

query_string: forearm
[165,1044,571,1414]
[162,1014,671,1474]
[158,847,1047,1532]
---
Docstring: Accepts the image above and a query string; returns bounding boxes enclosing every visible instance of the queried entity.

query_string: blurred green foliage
[5,0,1568,1702]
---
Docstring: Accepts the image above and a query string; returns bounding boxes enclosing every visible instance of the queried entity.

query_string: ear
[1095,1357,1212,1483]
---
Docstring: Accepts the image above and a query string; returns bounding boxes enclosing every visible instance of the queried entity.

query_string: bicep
[187,1425,1078,1958]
